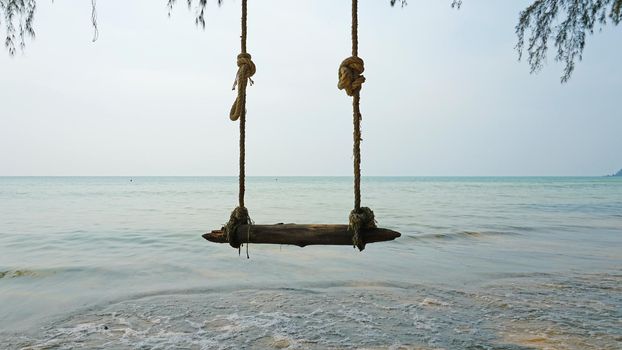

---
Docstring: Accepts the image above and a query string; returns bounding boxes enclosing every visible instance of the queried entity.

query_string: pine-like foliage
[2,0,621,82]
[516,0,622,82]
[0,0,36,55]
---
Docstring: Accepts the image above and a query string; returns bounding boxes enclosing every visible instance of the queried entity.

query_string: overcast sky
[1,0,620,176]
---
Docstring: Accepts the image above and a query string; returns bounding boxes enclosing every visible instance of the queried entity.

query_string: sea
[0,176,620,349]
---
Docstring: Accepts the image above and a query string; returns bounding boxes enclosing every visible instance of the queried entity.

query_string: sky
[1,0,620,176]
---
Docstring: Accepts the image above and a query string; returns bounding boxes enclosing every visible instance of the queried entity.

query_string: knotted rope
[223,206,252,253]
[339,0,375,251]
[349,207,376,251]
[338,56,365,96]
[224,0,254,257]
[229,53,256,121]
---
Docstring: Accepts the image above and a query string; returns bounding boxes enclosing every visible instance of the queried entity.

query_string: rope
[339,0,375,251]
[224,0,254,256]
[338,57,365,97]
[223,206,251,249]
[351,0,358,57]
[229,53,256,121]
[349,207,377,251]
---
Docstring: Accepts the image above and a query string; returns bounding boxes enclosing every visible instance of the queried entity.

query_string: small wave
[0,266,129,282]
[1,286,447,350]
[0,269,55,280]
[409,230,517,241]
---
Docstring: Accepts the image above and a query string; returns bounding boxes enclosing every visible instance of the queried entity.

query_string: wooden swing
[202,0,401,252]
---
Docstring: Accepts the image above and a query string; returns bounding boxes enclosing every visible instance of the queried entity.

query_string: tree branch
[2,0,621,83]
[516,0,622,82]
[167,0,221,29]
[1,0,36,55]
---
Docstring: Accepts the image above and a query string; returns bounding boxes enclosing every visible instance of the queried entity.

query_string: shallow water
[1,177,621,349]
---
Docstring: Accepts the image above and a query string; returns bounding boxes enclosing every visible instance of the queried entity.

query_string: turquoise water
[0,176,620,349]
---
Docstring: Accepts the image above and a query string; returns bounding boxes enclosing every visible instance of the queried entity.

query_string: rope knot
[348,206,376,251]
[338,56,365,96]
[230,53,256,121]
[223,206,252,249]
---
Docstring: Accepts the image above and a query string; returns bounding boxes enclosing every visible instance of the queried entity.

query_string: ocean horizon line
[0,175,614,178]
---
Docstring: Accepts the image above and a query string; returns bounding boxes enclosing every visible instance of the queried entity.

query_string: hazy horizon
[1,0,620,177]
[1,174,620,177]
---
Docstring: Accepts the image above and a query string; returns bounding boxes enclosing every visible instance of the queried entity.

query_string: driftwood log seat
[203,224,401,248]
